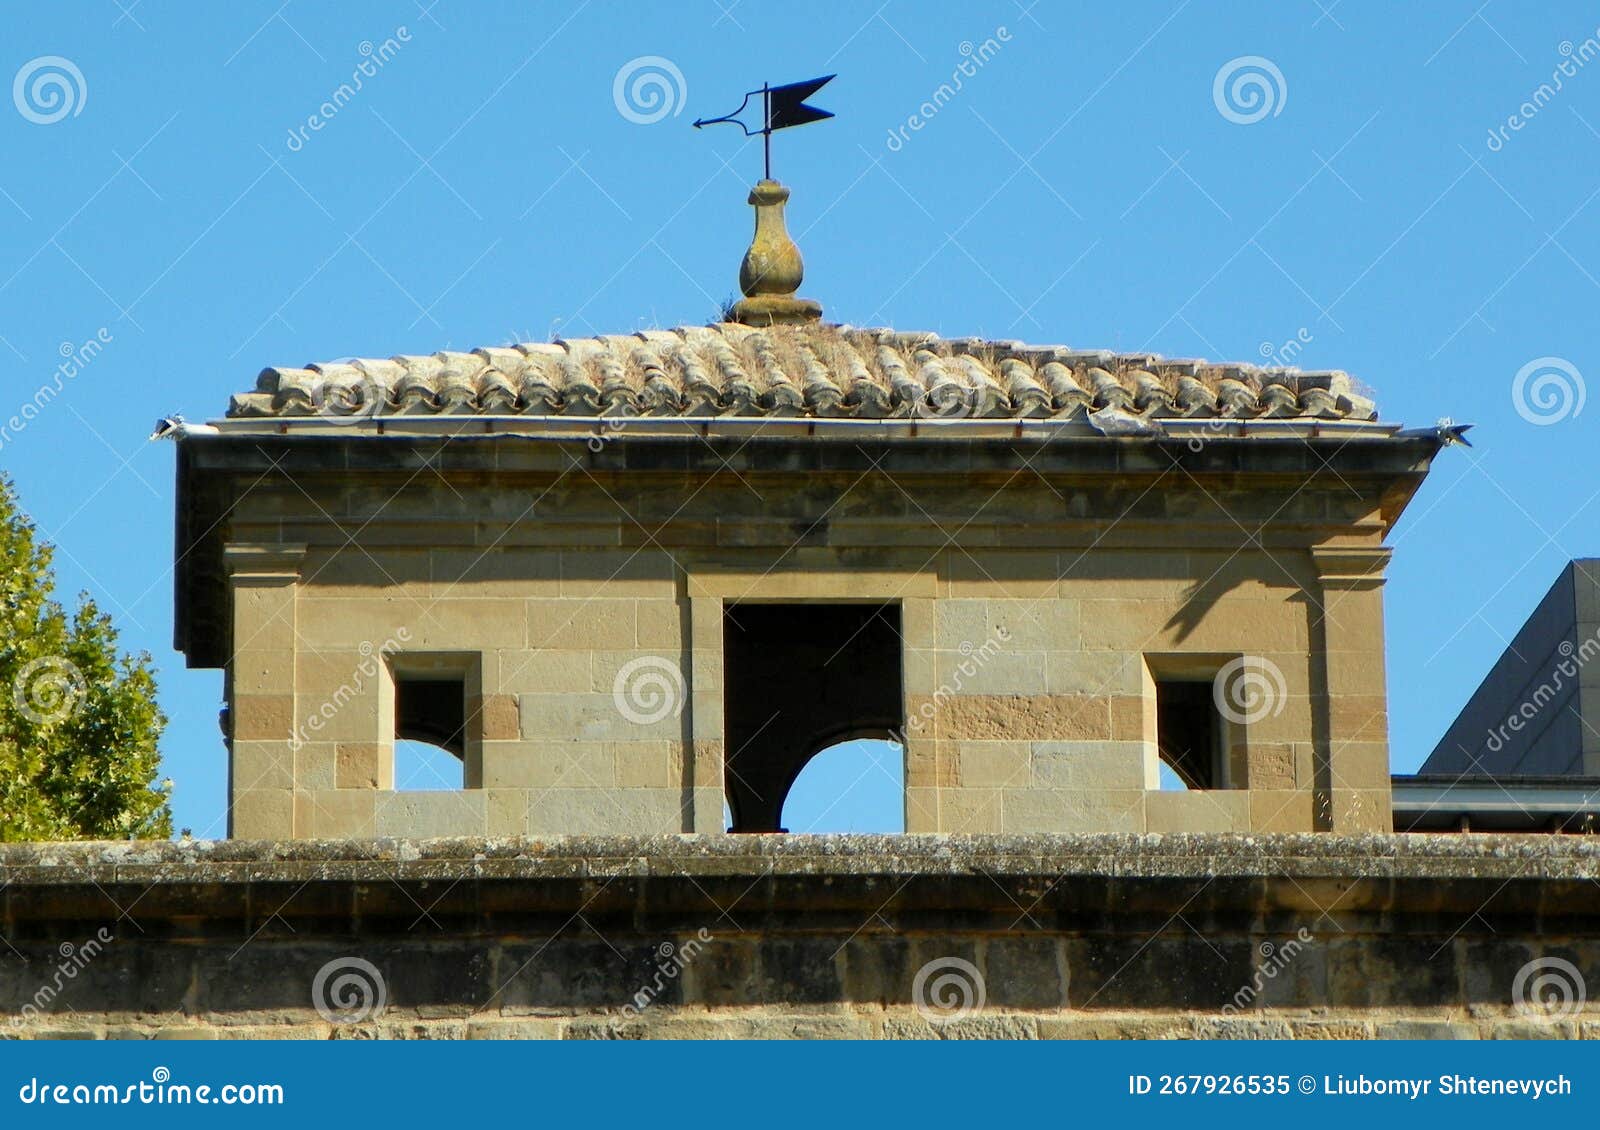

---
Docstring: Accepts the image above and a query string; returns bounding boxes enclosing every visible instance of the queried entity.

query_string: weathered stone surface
[0,835,1595,1039]
[1037,1015,1191,1040]
[1373,1021,1477,1040]
[465,1018,563,1040]
[191,431,1423,840]
[984,937,1067,1009]
[881,1015,1038,1040]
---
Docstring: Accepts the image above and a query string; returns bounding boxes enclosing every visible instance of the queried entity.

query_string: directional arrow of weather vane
[693,74,835,180]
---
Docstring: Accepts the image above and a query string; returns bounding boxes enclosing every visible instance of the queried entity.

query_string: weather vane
[693,75,835,181]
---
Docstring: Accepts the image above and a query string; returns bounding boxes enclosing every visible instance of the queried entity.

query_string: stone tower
[169,180,1445,840]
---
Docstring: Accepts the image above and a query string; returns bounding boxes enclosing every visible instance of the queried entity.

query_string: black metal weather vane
[693,74,835,180]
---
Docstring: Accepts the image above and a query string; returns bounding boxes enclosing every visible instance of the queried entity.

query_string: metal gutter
[200,415,1405,441]
[1391,774,1600,832]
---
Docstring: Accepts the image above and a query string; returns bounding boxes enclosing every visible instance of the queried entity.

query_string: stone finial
[730,179,822,326]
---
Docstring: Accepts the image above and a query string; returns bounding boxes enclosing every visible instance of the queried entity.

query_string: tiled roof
[226,322,1377,423]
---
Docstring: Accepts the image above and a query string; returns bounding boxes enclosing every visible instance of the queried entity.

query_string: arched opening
[1156,760,1190,791]
[391,662,469,791]
[1153,678,1222,789]
[780,737,905,832]
[723,602,903,832]
[395,738,464,791]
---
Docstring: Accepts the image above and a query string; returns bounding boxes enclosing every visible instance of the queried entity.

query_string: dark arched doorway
[722,602,903,832]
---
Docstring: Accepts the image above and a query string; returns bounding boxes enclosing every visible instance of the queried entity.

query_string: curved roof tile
[228,322,1377,423]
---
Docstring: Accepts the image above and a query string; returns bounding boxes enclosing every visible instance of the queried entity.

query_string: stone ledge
[3,831,1597,879]
[4,835,1597,1036]
[1,833,1596,930]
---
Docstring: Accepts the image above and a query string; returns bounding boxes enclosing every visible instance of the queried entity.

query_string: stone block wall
[914,547,1386,834]
[233,544,699,839]
[216,453,1398,839]
[1,836,1595,1040]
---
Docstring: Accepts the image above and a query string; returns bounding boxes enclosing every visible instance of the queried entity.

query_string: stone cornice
[2,832,1595,898]
[1310,545,1393,590]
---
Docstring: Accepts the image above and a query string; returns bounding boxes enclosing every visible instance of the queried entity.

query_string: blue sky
[2,2,1596,836]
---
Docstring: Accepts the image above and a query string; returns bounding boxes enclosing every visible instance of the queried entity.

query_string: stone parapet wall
[2,834,1597,1039]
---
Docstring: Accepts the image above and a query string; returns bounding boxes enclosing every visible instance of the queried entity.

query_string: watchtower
[170,180,1444,839]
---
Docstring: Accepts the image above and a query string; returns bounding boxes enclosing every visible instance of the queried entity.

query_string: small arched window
[390,659,473,791]
[779,738,905,833]
[395,738,464,791]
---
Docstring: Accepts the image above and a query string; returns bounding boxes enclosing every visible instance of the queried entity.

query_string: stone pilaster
[224,543,305,839]
[686,595,726,832]
[1309,545,1392,833]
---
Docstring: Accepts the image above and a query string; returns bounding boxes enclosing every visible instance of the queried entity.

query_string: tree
[0,475,170,840]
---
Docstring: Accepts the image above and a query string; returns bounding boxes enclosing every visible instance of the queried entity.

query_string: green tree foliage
[0,475,170,840]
